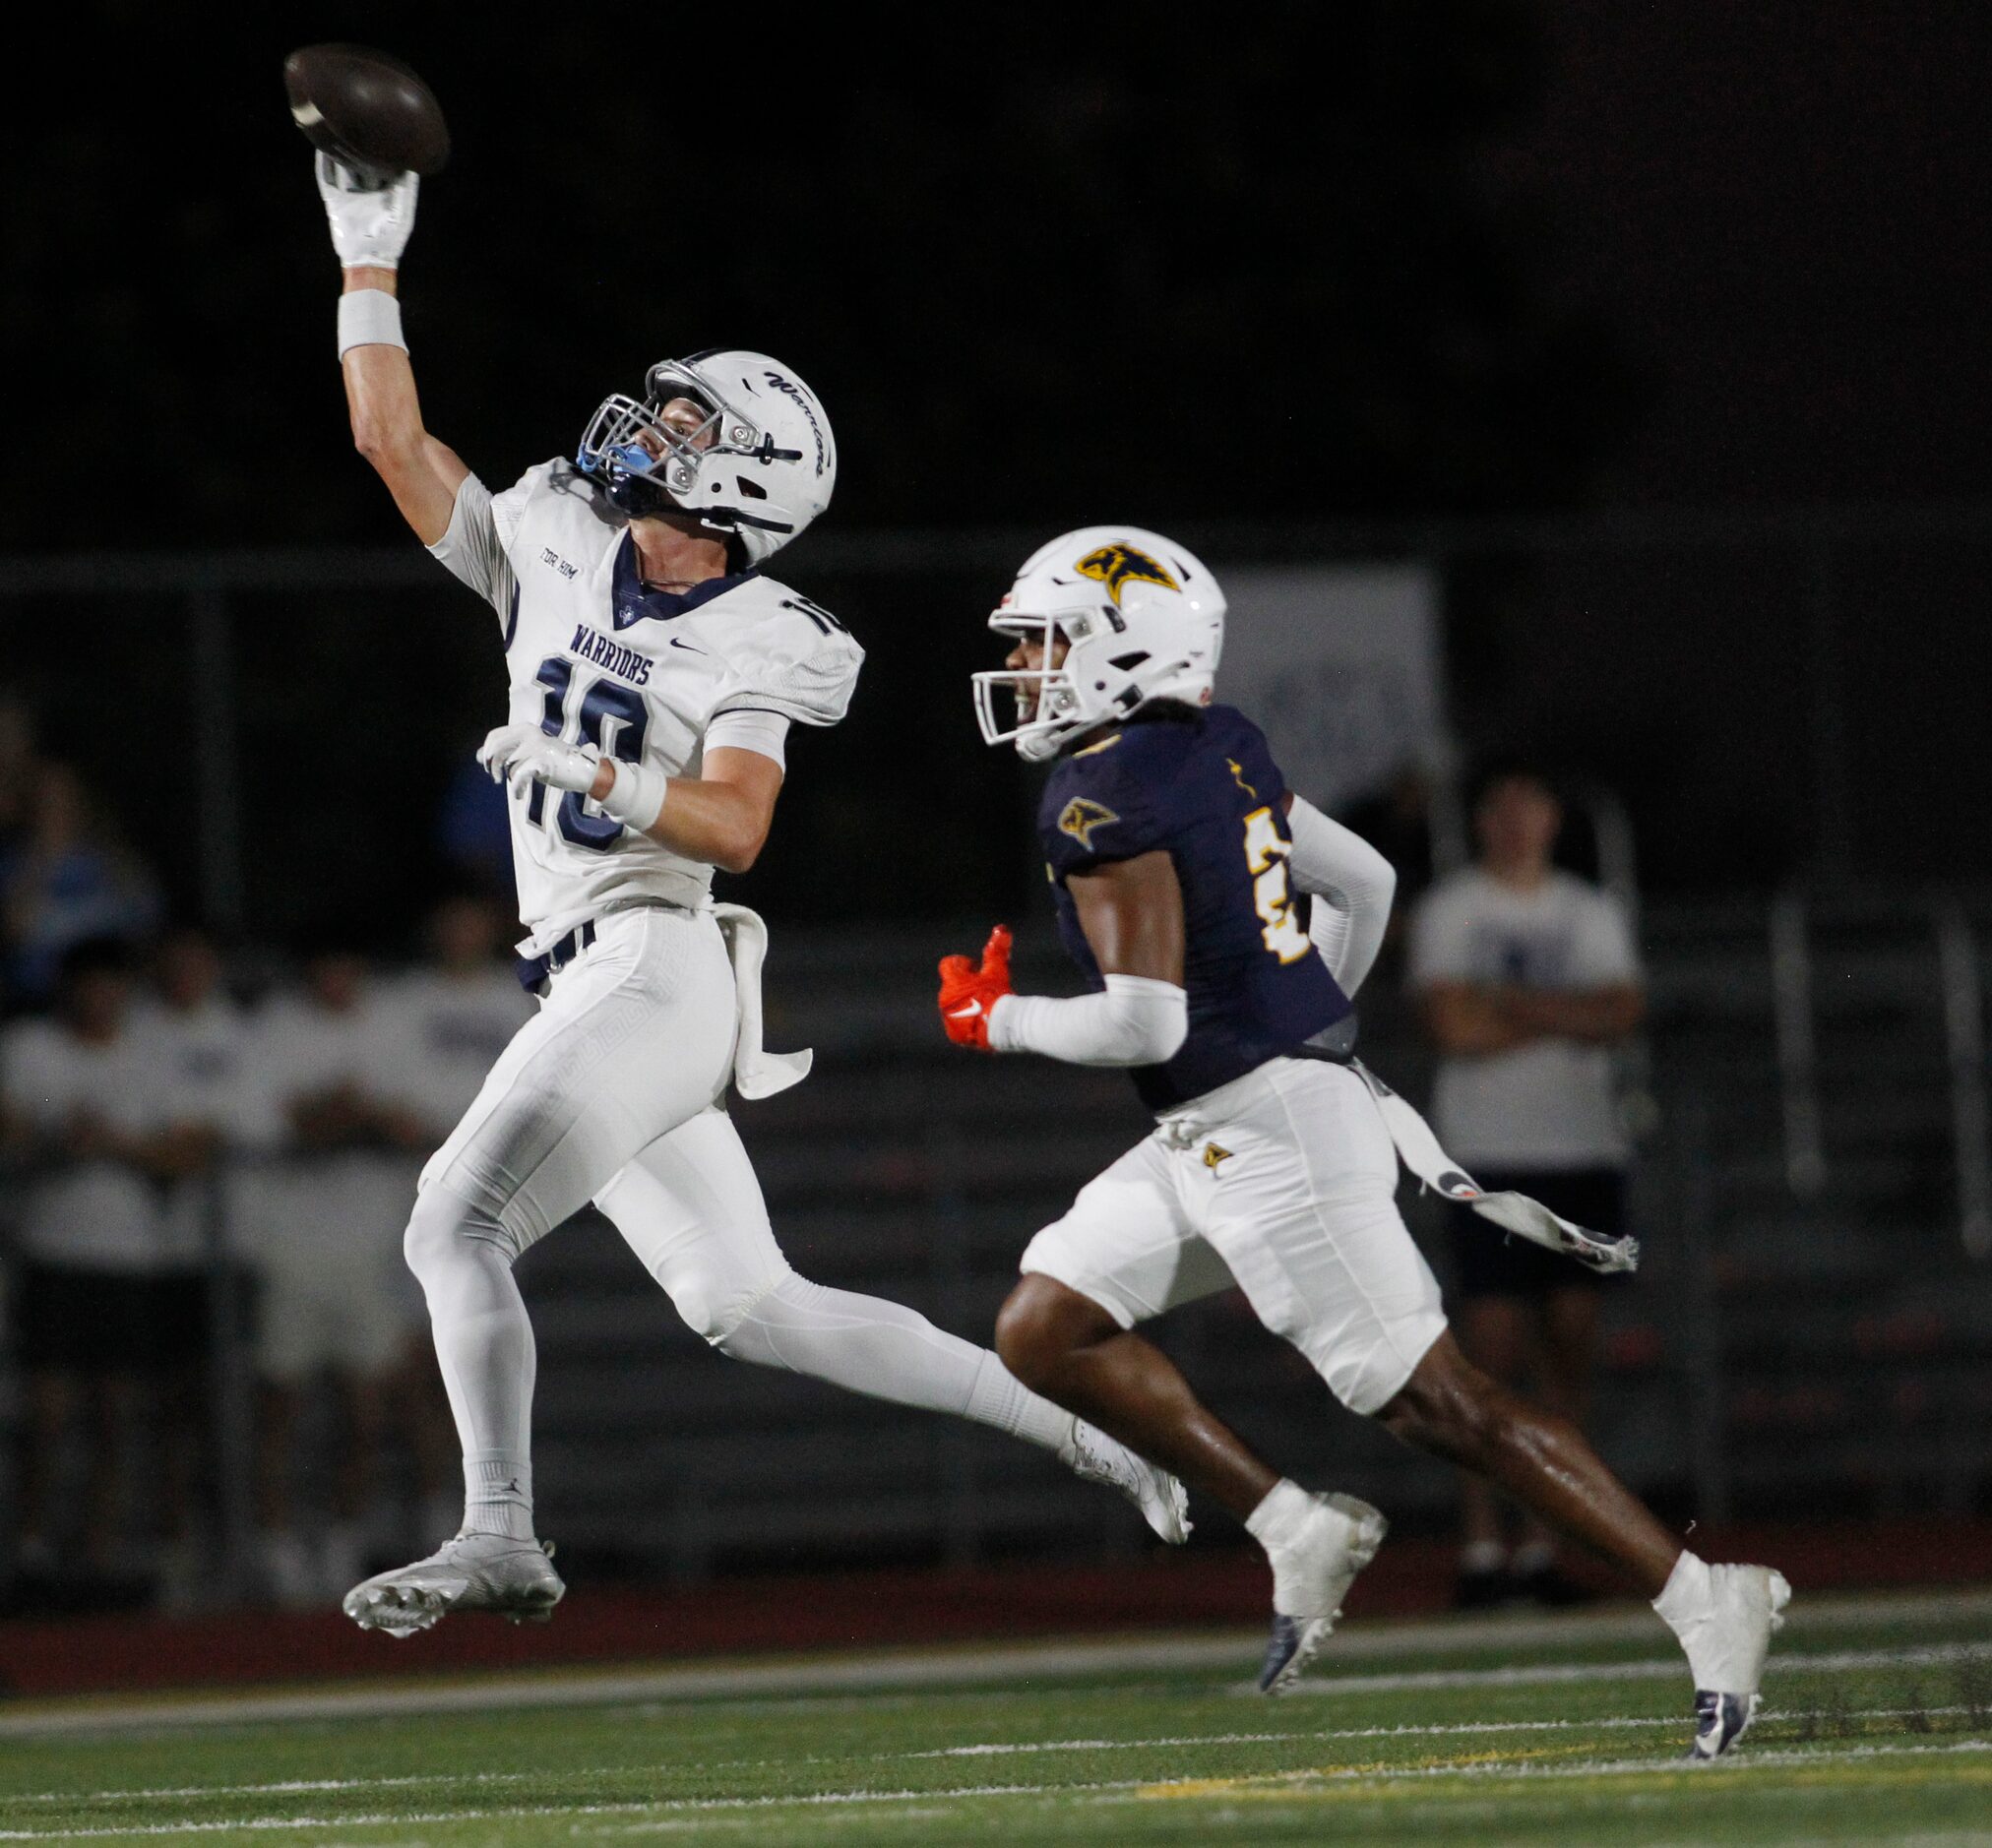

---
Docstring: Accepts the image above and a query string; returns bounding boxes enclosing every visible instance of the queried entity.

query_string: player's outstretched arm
[936,854,1189,1064]
[317,157,467,544]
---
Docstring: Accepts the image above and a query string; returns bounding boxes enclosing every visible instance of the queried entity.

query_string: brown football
[283,43,450,178]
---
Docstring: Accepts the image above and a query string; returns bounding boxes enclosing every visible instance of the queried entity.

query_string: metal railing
[3,500,1990,932]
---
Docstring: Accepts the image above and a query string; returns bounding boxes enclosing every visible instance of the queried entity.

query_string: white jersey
[127,997,260,1265]
[1407,867,1643,1170]
[429,460,864,955]
[380,966,535,1145]
[239,994,416,1269]
[0,1019,168,1272]
[129,998,260,1139]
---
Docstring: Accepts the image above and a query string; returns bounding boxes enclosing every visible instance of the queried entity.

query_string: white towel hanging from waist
[1349,1060,1640,1274]
[710,902,813,1101]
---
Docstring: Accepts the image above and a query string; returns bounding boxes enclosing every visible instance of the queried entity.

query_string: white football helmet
[973,525,1226,762]
[575,349,836,565]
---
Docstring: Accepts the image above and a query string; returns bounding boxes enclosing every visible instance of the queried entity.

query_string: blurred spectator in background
[1407,762,1645,1608]
[136,927,256,1186]
[243,938,430,1607]
[1,763,160,1011]
[1,940,210,1598]
[129,925,257,1605]
[379,893,533,1547]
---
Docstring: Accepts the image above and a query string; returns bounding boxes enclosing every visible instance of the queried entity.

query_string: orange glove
[937,925,1014,1050]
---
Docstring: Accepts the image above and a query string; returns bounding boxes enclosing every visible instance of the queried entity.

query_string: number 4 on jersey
[1242,806,1310,963]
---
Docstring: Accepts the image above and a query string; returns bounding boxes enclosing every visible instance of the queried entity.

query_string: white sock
[965,1350,1074,1452]
[1652,1549,1718,1679]
[403,1185,540,1543]
[464,1452,534,1541]
[1652,1549,1712,1625]
[717,1272,1071,1452]
[1245,1478,1316,1556]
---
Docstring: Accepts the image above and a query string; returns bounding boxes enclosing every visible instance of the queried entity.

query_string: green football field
[2,1590,1989,1845]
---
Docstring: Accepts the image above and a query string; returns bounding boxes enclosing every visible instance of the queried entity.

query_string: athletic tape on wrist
[338,288,406,359]
[599,762,668,832]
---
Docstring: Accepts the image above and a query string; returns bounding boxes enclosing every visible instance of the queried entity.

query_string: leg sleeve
[593,1107,791,1344]
[597,1109,1072,1452]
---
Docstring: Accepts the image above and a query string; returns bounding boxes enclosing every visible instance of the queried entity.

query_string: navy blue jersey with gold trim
[1038,704,1352,1111]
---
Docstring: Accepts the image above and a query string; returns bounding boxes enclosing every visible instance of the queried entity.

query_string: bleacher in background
[3,896,1988,1600]
[503,898,1992,1582]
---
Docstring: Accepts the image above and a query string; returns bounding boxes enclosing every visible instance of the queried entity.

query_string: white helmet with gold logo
[973,525,1226,762]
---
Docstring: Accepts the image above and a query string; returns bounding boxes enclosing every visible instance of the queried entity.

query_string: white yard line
[1,1586,1985,1741]
[0,1636,1249,1741]
[0,1741,1988,1841]
[5,1705,1982,1813]
[914,1705,1982,1757]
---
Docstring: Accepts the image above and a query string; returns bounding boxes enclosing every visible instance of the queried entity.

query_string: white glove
[315,154,419,271]
[478,724,600,798]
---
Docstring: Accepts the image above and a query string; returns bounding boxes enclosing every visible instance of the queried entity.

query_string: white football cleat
[342,1531,565,1638]
[1681,1565,1791,1759]
[1059,1418,1192,1545]
[1258,1492,1389,1694]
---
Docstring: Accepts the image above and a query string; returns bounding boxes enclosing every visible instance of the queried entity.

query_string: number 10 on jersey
[1242,806,1310,963]
[531,655,651,849]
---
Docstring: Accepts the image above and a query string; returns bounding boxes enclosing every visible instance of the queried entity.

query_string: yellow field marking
[1139,1743,1589,1798]
[1132,1745,1992,1806]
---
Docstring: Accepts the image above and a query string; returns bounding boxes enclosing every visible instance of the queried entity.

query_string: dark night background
[4,2,1989,937]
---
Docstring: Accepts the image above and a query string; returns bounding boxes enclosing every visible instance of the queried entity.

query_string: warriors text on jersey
[430,460,864,954]
[1039,704,1352,1111]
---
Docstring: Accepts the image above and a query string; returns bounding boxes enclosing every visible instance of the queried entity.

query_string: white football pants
[403,905,1066,1530]
[1020,1057,1448,1416]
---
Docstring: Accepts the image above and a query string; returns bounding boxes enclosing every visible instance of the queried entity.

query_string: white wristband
[338,288,406,359]
[599,761,668,832]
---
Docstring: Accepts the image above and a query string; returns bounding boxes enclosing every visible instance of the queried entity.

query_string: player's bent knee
[704,1263,802,1353]
[401,1183,520,1287]
[1376,1329,1504,1455]
[995,1274,1113,1389]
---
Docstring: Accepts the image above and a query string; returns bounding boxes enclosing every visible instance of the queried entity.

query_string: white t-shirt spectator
[128,997,260,1264]
[0,1019,167,1272]
[1408,868,1642,1171]
[378,967,532,1148]
[238,995,414,1277]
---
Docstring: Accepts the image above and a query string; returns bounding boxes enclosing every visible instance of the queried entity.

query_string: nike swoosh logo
[669,638,707,653]
[946,1003,983,1019]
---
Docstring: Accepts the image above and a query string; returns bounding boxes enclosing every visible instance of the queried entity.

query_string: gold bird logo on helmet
[1075,543,1179,605]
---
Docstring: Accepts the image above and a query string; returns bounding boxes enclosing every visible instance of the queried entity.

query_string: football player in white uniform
[313,161,1185,1634]
[941,529,1789,1758]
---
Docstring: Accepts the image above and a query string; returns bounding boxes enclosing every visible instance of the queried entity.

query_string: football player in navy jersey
[938,526,1788,1759]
